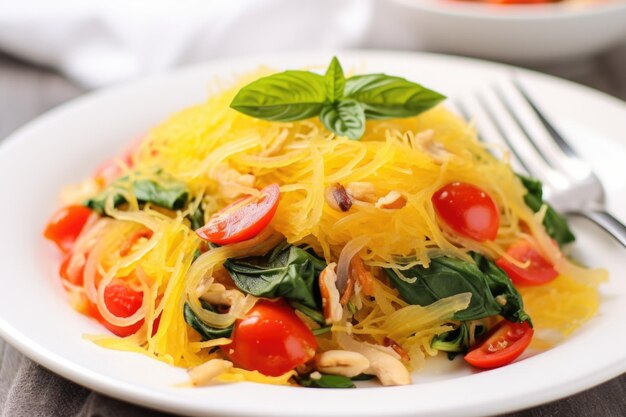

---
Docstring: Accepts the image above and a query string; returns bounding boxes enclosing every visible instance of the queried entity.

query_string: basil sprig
[230,57,445,140]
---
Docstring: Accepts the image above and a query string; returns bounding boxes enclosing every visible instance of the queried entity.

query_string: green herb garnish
[517,174,575,247]
[295,373,356,389]
[230,57,445,140]
[85,174,189,214]
[183,301,233,341]
[223,243,326,322]
[431,321,488,354]
[384,253,530,324]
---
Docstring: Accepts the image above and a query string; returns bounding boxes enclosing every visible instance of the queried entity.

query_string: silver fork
[453,80,626,248]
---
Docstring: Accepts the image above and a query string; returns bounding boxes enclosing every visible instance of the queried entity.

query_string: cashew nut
[337,333,411,386]
[319,263,343,324]
[212,163,256,199]
[188,359,233,386]
[200,282,245,307]
[315,350,370,378]
[345,181,377,203]
[415,129,448,163]
[375,191,407,210]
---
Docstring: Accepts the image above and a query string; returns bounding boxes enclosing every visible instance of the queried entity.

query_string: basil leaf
[518,174,575,247]
[320,99,366,140]
[85,176,189,214]
[385,255,530,323]
[325,56,345,102]
[230,70,326,122]
[223,244,326,310]
[183,302,233,341]
[344,74,446,120]
[296,373,356,389]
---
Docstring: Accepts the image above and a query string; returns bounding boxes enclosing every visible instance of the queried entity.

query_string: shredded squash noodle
[48,68,606,387]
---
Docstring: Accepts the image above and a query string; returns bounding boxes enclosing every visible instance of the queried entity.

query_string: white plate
[380,0,626,62]
[0,51,625,417]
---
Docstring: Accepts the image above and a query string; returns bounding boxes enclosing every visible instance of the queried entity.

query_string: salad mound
[44,58,605,388]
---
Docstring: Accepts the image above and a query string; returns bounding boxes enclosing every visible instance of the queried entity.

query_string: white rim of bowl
[390,0,626,21]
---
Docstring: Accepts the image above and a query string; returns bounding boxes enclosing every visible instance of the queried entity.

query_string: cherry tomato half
[224,300,317,376]
[196,183,280,245]
[88,283,144,337]
[44,205,93,252]
[432,182,500,241]
[496,239,558,286]
[465,320,533,369]
[59,252,86,286]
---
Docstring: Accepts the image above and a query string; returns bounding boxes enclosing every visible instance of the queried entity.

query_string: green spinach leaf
[223,243,326,310]
[183,301,233,340]
[85,176,188,214]
[187,204,205,231]
[384,254,530,324]
[431,321,487,353]
[295,373,356,388]
[473,253,530,323]
[312,325,332,336]
[351,373,376,381]
[518,174,575,247]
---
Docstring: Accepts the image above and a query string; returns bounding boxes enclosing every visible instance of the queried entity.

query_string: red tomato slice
[496,240,558,286]
[59,252,86,286]
[465,320,533,369]
[88,283,144,337]
[224,300,317,376]
[196,183,280,245]
[44,205,92,252]
[432,182,500,241]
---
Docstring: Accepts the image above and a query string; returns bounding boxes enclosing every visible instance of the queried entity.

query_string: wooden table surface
[0,48,625,417]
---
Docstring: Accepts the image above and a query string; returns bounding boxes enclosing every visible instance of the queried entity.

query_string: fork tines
[454,79,594,196]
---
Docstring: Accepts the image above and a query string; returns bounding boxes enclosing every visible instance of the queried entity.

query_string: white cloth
[0,0,374,87]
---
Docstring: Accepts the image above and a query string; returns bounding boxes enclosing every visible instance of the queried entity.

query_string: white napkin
[0,0,373,88]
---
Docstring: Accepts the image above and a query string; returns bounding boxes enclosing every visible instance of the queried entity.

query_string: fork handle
[571,209,626,248]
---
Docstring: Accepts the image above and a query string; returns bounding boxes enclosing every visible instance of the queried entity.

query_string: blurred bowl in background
[376,0,626,63]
